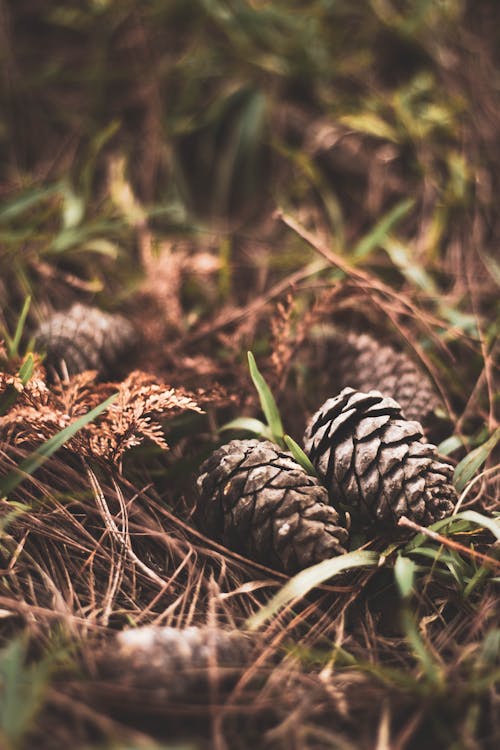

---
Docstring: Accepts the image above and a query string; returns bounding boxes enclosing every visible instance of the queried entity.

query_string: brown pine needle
[275,208,460,415]
[398,516,500,571]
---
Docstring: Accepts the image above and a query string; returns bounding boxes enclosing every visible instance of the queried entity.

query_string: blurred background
[1,0,498,439]
[1,0,499,292]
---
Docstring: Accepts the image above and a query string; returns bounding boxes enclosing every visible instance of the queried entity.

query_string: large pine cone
[97,626,250,698]
[35,303,136,378]
[304,388,457,526]
[326,331,450,440]
[197,439,348,573]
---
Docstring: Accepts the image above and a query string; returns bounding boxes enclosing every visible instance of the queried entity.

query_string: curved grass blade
[394,554,417,599]
[456,510,500,541]
[246,549,378,630]
[0,354,36,417]
[0,184,61,223]
[247,351,284,446]
[352,197,414,261]
[8,296,31,358]
[220,417,273,440]
[0,393,117,498]
[453,427,500,492]
[284,434,317,477]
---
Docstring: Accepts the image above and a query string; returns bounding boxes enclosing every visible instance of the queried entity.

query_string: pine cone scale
[304,387,456,526]
[324,330,451,441]
[197,439,348,573]
[35,303,136,378]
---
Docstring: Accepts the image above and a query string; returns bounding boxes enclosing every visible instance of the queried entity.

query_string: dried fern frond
[0,368,203,462]
[79,370,203,461]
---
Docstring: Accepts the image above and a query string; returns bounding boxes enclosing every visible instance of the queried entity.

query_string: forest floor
[0,2,499,749]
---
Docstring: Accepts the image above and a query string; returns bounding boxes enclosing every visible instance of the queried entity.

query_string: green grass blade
[352,198,414,261]
[0,386,21,417]
[18,353,35,385]
[247,351,284,446]
[220,417,273,440]
[284,434,317,477]
[0,355,36,417]
[0,393,117,498]
[0,635,56,746]
[394,554,417,599]
[9,295,31,358]
[401,608,441,686]
[453,427,500,492]
[246,550,378,630]
[437,434,463,455]
[405,511,500,552]
[456,510,500,541]
[0,184,60,223]
[0,501,29,537]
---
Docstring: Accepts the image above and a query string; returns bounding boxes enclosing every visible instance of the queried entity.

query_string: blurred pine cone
[98,625,250,698]
[327,331,450,440]
[304,387,456,527]
[197,439,348,573]
[35,303,136,378]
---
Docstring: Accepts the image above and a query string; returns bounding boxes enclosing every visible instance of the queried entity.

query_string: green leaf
[0,184,60,223]
[220,417,273,440]
[457,511,500,541]
[401,608,441,685]
[453,427,500,492]
[339,112,399,142]
[405,511,500,552]
[18,354,35,385]
[0,636,55,745]
[246,550,379,631]
[9,295,31,358]
[383,237,437,292]
[247,351,284,446]
[464,564,492,598]
[0,355,36,417]
[352,198,414,261]
[283,434,317,477]
[48,220,123,253]
[0,393,117,498]
[0,385,20,417]
[0,501,29,537]
[437,434,463,456]
[477,629,500,667]
[394,554,417,599]
[60,183,85,229]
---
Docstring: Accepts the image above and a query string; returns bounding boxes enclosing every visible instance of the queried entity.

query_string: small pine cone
[98,626,250,698]
[327,331,449,439]
[197,439,348,573]
[304,388,457,527]
[34,303,136,377]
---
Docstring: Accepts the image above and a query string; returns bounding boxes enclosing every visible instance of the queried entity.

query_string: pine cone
[326,331,450,440]
[98,625,250,698]
[197,439,348,573]
[304,387,457,526]
[34,303,136,378]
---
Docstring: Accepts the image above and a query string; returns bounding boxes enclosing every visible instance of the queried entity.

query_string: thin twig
[175,258,328,347]
[398,516,500,571]
[276,208,462,415]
